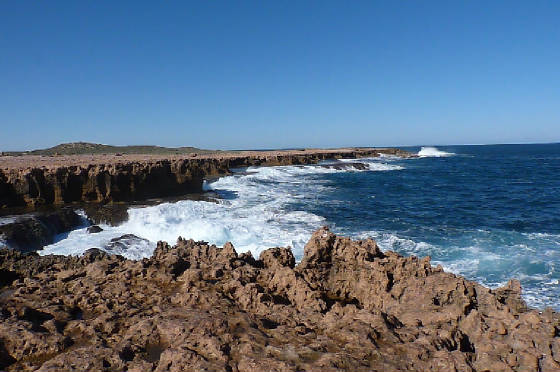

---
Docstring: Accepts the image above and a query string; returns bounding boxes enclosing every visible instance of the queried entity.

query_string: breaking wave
[41,161,403,260]
[417,146,455,157]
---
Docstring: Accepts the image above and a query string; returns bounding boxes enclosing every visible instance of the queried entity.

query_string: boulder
[86,225,103,234]
[318,162,369,170]
[0,209,82,252]
[105,234,149,252]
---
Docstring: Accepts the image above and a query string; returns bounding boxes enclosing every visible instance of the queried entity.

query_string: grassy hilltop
[3,142,216,156]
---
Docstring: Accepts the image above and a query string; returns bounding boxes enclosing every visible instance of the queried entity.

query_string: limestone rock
[1,227,555,371]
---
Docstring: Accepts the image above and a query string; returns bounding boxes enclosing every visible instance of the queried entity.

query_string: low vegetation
[3,142,216,156]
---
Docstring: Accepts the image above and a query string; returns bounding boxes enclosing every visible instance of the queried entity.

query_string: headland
[0,147,411,209]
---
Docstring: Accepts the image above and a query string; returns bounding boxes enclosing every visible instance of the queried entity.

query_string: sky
[0,1,559,151]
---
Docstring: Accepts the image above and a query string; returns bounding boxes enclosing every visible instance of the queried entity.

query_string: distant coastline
[0,144,413,209]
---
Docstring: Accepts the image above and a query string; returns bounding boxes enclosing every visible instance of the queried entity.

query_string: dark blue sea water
[38,144,560,309]
[294,144,560,309]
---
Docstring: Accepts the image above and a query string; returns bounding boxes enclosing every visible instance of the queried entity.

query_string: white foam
[43,161,407,260]
[435,259,482,278]
[377,153,404,159]
[417,146,455,157]
[524,232,560,240]
[0,216,19,226]
[355,227,560,308]
[367,163,404,171]
[357,231,435,255]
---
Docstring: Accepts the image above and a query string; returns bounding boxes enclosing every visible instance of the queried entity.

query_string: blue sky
[1,1,559,151]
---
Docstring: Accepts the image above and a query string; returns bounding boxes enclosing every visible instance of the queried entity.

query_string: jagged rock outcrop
[0,209,82,252]
[0,148,411,208]
[3,227,553,371]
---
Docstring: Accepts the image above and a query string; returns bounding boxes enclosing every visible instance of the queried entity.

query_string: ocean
[39,143,560,309]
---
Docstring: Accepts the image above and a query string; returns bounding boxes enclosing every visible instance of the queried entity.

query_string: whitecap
[417,146,455,157]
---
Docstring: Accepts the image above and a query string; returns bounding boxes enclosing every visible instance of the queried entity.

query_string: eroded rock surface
[0,160,226,208]
[1,227,557,371]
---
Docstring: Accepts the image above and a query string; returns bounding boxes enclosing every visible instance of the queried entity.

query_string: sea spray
[42,161,397,260]
[417,146,455,157]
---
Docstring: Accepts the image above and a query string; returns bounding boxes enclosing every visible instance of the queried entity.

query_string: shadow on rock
[0,209,83,252]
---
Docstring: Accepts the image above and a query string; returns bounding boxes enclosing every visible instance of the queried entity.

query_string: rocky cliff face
[0,148,411,209]
[1,228,558,371]
[0,159,229,208]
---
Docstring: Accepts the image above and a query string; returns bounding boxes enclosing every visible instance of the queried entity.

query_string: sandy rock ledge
[0,227,559,371]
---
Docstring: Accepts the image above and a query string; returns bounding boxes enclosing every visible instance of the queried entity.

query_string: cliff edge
[0,148,411,208]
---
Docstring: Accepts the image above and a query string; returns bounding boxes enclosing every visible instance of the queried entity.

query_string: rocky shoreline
[0,148,411,209]
[0,228,559,371]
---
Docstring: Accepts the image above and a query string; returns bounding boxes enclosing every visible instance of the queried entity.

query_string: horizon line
[2,140,560,153]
